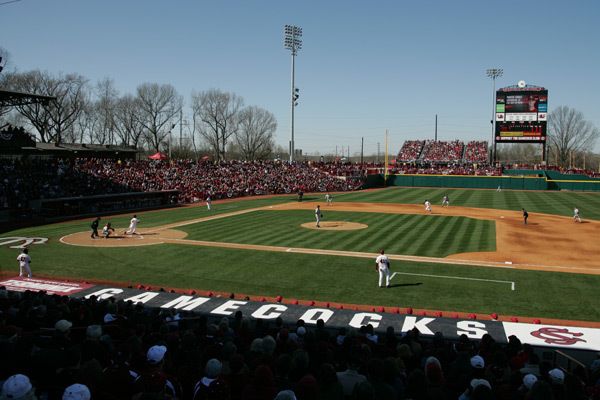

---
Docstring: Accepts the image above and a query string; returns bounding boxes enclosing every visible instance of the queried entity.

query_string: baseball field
[1,187,600,323]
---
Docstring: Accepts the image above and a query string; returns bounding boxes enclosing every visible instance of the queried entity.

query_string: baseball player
[102,222,115,238]
[90,216,101,239]
[441,195,449,207]
[497,185,502,192]
[315,205,322,227]
[17,248,32,278]
[325,193,333,206]
[124,215,140,235]
[573,207,582,223]
[424,200,432,213]
[522,208,528,225]
[206,195,212,211]
[375,249,390,288]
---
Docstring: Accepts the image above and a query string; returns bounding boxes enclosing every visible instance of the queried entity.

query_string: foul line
[390,272,516,291]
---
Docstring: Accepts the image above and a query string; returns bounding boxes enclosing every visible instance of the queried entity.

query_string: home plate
[505,261,513,265]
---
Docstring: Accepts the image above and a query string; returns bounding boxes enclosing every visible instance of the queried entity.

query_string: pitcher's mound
[301,221,368,231]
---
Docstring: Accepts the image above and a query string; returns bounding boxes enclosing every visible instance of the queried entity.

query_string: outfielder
[17,248,32,278]
[424,200,432,213]
[124,215,140,235]
[315,205,322,228]
[573,207,582,223]
[375,249,390,288]
[206,196,212,211]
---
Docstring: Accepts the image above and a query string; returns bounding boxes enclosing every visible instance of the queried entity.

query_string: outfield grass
[334,187,600,220]
[180,210,496,257]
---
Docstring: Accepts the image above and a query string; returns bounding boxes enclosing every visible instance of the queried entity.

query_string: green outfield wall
[364,171,600,192]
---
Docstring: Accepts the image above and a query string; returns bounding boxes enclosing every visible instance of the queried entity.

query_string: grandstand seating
[0,288,596,399]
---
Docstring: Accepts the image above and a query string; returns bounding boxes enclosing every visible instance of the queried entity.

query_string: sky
[1,0,600,155]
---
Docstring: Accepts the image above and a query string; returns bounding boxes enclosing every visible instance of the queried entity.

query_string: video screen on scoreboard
[495,88,548,142]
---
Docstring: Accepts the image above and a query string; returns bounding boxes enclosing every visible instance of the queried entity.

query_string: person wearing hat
[0,374,36,400]
[192,359,229,400]
[133,345,181,399]
[16,248,32,279]
[62,383,90,400]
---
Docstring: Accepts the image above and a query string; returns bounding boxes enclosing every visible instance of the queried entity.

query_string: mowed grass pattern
[180,210,495,257]
[334,187,600,220]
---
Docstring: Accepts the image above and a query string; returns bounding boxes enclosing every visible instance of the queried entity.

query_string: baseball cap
[1,374,33,399]
[470,378,491,390]
[62,383,91,400]
[523,373,537,389]
[205,358,222,379]
[103,313,117,323]
[470,355,485,369]
[274,390,297,400]
[296,326,306,336]
[86,325,102,339]
[147,345,167,364]
[548,368,565,384]
[54,319,73,333]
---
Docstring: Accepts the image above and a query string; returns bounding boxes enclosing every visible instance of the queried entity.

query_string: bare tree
[93,78,118,144]
[235,106,276,160]
[548,106,600,167]
[191,89,243,160]
[136,83,181,153]
[113,95,144,147]
[2,70,87,143]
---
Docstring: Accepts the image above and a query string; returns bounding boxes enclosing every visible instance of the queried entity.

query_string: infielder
[315,205,322,228]
[424,200,432,213]
[441,195,449,207]
[375,249,390,288]
[206,196,212,211]
[573,207,582,223]
[325,193,333,206]
[124,215,140,235]
[17,248,32,278]
[103,222,115,238]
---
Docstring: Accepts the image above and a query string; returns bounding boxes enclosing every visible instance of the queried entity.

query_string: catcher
[315,205,323,228]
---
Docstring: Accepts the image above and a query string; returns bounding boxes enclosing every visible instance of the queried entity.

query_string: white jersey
[425,201,432,210]
[376,254,389,270]
[129,217,139,228]
[17,253,31,268]
[574,208,580,217]
[315,207,321,215]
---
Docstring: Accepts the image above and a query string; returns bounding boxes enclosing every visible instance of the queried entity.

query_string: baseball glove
[320,214,323,218]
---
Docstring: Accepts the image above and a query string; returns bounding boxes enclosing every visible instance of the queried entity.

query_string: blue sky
[2,0,599,155]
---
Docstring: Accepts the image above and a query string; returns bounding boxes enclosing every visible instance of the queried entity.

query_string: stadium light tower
[486,68,503,164]
[284,24,302,162]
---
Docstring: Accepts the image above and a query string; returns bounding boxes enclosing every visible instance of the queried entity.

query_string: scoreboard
[495,86,548,142]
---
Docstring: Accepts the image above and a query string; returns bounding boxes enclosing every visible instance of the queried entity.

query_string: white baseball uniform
[442,196,449,207]
[206,196,211,211]
[375,253,390,288]
[315,206,321,227]
[17,252,32,278]
[574,208,582,223]
[126,217,140,234]
[424,201,432,213]
[325,194,332,205]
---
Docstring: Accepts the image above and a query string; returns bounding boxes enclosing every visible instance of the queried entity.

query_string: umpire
[91,217,101,239]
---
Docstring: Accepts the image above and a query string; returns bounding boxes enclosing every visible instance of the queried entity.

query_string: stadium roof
[0,88,56,108]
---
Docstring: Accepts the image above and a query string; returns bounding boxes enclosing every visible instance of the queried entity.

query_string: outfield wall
[365,171,600,192]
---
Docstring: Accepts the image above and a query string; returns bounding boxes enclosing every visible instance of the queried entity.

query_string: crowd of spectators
[388,164,502,176]
[464,142,489,164]
[421,141,465,164]
[1,287,599,400]
[0,159,365,209]
[397,141,425,162]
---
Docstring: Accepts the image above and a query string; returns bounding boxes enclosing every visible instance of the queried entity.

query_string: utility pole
[179,108,183,149]
[361,137,364,164]
[435,114,438,141]
[377,142,380,164]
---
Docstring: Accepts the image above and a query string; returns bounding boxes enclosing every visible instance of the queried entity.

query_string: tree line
[0,70,277,161]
